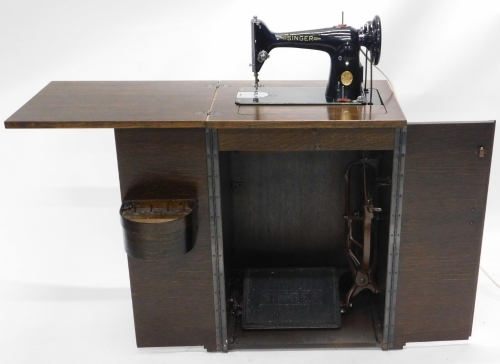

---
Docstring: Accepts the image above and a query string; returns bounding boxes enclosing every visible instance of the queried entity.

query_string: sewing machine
[236,15,386,325]
[3,11,495,353]
[236,15,382,104]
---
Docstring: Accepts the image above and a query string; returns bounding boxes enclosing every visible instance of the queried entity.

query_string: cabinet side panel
[394,122,494,348]
[115,129,216,351]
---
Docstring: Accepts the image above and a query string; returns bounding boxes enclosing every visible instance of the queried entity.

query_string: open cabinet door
[393,122,495,349]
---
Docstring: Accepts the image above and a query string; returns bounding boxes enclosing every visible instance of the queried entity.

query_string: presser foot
[253,72,259,100]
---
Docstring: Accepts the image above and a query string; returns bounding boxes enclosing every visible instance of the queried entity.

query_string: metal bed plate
[235,87,383,105]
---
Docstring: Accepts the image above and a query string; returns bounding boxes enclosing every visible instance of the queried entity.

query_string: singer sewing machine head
[236,15,382,105]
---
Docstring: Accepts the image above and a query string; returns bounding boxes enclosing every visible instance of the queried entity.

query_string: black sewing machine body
[239,16,382,105]
[253,21,364,101]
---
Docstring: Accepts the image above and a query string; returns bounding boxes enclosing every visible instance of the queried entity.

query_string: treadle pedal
[242,268,341,329]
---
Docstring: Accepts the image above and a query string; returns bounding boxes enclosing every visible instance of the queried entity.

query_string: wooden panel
[5,81,217,128]
[393,122,495,348]
[4,80,406,130]
[207,80,406,129]
[229,151,359,269]
[114,128,216,351]
[219,128,395,151]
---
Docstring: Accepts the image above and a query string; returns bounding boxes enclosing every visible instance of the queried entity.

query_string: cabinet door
[393,122,495,348]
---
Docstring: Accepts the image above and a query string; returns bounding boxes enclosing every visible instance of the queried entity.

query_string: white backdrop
[1,1,499,363]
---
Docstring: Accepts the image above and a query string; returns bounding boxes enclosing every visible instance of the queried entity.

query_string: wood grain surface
[4,80,405,130]
[5,81,217,128]
[115,128,217,351]
[208,80,406,129]
[218,128,395,151]
[393,122,495,349]
[227,150,357,270]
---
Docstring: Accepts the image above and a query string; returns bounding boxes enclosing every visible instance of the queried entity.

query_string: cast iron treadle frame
[243,268,341,329]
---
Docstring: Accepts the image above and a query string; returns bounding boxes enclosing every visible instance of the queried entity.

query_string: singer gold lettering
[280,34,321,41]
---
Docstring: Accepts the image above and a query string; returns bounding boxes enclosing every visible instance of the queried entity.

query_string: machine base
[235,87,382,105]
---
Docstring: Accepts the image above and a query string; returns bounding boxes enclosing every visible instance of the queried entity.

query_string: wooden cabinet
[4,81,494,352]
[394,123,494,348]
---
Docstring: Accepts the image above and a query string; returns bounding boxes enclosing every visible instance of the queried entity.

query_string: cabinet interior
[219,150,394,349]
